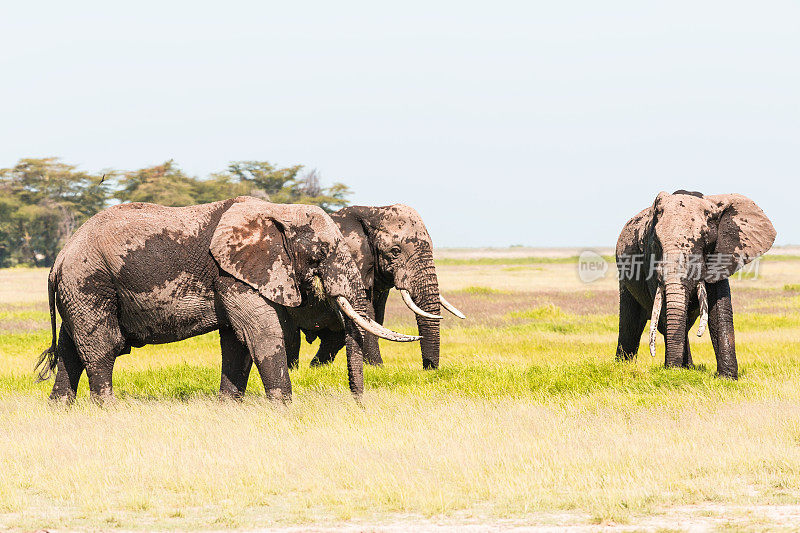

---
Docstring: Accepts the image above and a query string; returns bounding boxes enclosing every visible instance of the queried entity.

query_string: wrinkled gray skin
[615,190,776,378]
[305,205,444,369]
[38,196,385,403]
[225,204,443,378]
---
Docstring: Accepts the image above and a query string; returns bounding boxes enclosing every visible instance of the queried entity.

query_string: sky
[1,1,797,247]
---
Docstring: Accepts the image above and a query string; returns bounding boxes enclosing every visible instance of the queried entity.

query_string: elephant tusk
[336,296,422,342]
[439,294,466,319]
[400,290,443,320]
[696,282,708,337]
[649,287,664,358]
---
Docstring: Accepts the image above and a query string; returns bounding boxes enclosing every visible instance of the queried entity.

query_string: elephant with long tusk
[616,190,776,378]
[281,204,465,371]
[36,196,418,404]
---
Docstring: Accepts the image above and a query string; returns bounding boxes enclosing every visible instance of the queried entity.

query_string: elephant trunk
[408,252,442,369]
[342,297,366,398]
[663,280,687,368]
[322,243,420,397]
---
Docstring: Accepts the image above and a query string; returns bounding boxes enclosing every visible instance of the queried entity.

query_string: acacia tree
[223,161,351,212]
[114,160,198,206]
[0,158,108,266]
[0,158,353,267]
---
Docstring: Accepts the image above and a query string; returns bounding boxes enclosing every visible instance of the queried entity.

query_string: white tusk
[439,294,466,319]
[400,290,443,320]
[696,282,708,337]
[649,287,664,358]
[336,296,422,342]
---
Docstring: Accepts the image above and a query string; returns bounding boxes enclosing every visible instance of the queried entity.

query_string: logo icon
[577,250,609,283]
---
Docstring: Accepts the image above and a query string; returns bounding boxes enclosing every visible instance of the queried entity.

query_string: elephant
[301,204,465,369]
[36,196,419,404]
[615,190,776,378]
[224,204,465,385]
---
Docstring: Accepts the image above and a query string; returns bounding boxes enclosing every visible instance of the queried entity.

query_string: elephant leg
[362,299,383,366]
[365,290,389,366]
[66,309,125,404]
[373,289,389,325]
[49,324,84,404]
[707,278,737,379]
[310,329,345,367]
[218,280,292,402]
[615,284,648,360]
[219,326,252,400]
[286,327,301,370]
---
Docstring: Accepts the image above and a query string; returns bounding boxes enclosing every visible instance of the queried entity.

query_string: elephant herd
[35,190,776,403]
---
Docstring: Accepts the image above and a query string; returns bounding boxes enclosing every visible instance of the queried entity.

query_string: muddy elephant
[295,204,465,370]
[615,190,776,378]
[37,196,419,403]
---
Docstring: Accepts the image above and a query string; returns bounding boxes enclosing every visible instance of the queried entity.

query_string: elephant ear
[210,200,302,307]
[333,206,381,289]
[704,194,776,282]
[616,192,668,259]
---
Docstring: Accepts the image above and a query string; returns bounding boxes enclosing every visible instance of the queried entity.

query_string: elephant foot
[716,370,738,380]
[90,392,116,407]
[267,388,292,405]
[310,357,333,367]
[48,392,76,407]
[218,390,245,402]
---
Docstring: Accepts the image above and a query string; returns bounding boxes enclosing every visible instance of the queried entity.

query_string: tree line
[0,158,352,267]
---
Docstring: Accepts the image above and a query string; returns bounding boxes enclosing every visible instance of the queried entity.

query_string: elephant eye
[389,246,401,257]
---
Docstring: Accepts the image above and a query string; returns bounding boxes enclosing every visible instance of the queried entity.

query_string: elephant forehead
[381,208,431,242]
[655,196,713,245]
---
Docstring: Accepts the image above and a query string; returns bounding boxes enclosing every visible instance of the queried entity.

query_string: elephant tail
[35,273,58,382]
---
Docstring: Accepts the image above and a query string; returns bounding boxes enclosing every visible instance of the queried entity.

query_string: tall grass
[3,393,800,529]
[1,261,800,528]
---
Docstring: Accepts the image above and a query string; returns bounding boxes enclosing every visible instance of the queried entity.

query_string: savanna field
[2,249,800,530]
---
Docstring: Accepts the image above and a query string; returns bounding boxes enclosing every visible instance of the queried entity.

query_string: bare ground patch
[383,287,798,330]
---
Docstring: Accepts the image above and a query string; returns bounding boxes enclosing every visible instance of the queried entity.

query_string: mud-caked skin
[38,196,382,404]
[304,205,444,369]
[615,190,776,378]
[254,204,443,371]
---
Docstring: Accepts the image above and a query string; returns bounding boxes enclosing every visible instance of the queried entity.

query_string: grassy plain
[1,251,800,530]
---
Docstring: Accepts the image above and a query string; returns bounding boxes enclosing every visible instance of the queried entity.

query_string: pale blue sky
[1,1,797,247]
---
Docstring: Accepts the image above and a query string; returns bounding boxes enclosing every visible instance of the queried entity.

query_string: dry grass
[1,256,800,530]
[4,393,800,530]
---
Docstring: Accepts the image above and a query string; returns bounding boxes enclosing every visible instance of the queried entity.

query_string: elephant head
[618,190,775,369]
[210,198,419,394]
[333,204,464,369]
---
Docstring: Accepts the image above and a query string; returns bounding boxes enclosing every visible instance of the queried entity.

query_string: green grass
[0,359,751,404]
[0,308,49,322]
[2,262,800,529]
[455,285,508,295]
[501,265,544,272]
